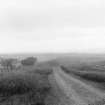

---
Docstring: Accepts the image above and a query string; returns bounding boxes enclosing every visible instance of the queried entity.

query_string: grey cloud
[0,0,104,34]
[64,7,105,27]
[6,6,104,32]
[7,11,62,32]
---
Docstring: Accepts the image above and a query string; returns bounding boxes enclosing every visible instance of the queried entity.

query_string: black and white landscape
[0,54,105,105]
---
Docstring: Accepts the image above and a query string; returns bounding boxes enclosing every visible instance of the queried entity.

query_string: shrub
[21,57,37,66]
[0,58,18,71]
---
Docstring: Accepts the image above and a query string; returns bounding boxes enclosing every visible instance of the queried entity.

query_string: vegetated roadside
[0,53,105,105]
[53,66,105,105]
[0,63,54,105]
[0,59,67,105]
[61,65,105,91]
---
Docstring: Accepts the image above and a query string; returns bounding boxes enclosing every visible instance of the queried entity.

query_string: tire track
[53,66,105,105]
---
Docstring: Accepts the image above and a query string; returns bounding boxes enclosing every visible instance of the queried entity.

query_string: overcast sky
[0,0,105,53]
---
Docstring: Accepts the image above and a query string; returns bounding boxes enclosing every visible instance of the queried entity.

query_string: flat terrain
[0,54,105,105]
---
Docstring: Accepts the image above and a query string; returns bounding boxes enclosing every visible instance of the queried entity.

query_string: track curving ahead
[49,66,105,105]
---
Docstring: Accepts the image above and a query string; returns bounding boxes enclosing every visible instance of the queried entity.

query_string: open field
[0,53,105,105]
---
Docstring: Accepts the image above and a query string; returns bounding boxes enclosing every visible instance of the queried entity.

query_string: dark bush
[21,57,37,66]
[78,73,105,83]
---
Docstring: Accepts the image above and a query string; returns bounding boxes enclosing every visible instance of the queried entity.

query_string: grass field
[0,53,105,105]
[0,65,53,105]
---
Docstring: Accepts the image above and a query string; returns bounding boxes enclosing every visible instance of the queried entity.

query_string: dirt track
[51,66,105,105]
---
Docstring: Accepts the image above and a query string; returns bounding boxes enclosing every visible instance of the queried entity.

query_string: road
[51,66,105,105]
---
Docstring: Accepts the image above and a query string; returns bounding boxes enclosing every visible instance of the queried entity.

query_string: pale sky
[0,0,105,53]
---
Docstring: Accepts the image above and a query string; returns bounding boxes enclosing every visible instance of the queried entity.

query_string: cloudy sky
[0,0,104,53]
